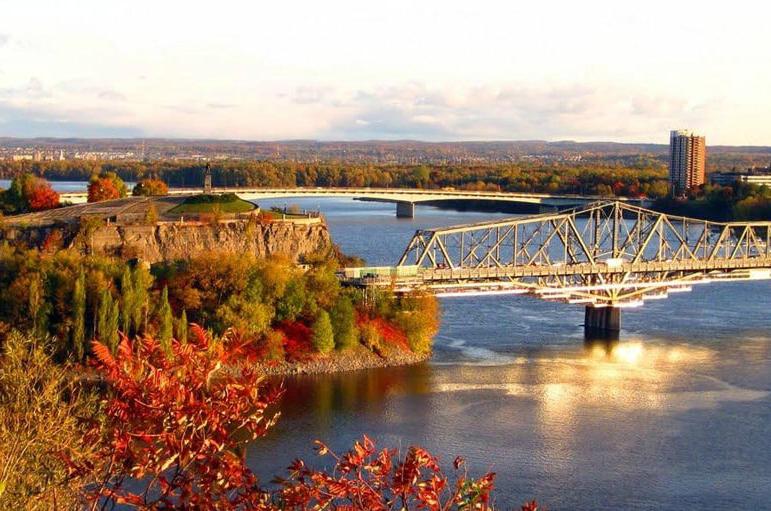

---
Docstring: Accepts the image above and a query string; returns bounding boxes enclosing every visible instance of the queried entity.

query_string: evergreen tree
[97,290,112,344]
[131,266,152,333]
[176,309,188,344]
[119,267,134,335]
[71,270,86,361]
[28,271,49,338]
[311,310,335,354]
[330,295,358,350]
[158,286,173,355]
[107,297,120,353]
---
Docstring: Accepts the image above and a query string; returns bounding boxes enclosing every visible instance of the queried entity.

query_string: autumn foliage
[0,173,59,214]
[132,178,169,197]
[274,436,499,510]
[87,177,121,203]
[69,325,283,509]
[25,179,60,211]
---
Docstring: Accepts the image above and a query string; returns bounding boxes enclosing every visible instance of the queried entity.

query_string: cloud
[0,77,50,99]
[97,89,127,101]
[0,102,143,138]
[207,102,235,109]
[290,85,333,105]
[0,34,8,47]
[313,82,724,141]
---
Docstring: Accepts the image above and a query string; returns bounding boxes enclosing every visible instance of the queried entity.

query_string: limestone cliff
[2,219,332,263]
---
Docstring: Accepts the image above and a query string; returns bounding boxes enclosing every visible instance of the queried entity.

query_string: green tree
[71,270,86,361]
[131,266,153,333]
[311,310,335,354]
[119,267,134,335]
[330,295,358,350]
[96,290,120,353]
[215,297,273,338]
[175,309,188,344]
[158,286,173,355]
[28,271,48,338]
[107,297,120,353]
[275,279,307,322]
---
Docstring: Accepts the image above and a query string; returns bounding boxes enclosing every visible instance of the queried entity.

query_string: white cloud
[0,1,768,143]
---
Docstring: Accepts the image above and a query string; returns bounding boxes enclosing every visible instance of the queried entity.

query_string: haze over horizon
[1,1,769,145]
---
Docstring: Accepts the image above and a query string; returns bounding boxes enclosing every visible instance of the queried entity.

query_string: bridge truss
[395,201,771,307]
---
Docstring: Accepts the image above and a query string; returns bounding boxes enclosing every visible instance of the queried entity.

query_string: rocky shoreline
[254,346,430,376]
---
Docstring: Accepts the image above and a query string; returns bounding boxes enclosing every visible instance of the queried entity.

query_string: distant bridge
[59,187,651,217]
[341,201,771,338]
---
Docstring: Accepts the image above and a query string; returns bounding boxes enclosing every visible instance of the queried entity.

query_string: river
[247,197,771,510]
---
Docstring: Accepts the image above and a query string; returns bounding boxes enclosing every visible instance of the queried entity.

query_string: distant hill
[1,137,770,166]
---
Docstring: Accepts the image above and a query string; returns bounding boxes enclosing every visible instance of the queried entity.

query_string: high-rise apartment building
[669,130,706,195]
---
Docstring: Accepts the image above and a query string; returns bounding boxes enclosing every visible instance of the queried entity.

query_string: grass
[170,194,256,214]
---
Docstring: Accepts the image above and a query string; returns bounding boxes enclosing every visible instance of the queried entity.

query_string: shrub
[0,333,98,510]
[69,326,282,509]
[274,436,501,511]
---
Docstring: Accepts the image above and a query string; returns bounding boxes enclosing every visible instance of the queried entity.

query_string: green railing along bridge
[341,201,771,339]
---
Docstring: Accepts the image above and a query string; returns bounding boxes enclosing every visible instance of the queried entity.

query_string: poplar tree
[107,297,120,353]
[158,286,173,355]
[72,270,86,361]
[131,266,152,333]
[176,309,188,344]
[97,290,112,345]
[119,267,134,335]
[330,295,358,350]
[311,310,335,354]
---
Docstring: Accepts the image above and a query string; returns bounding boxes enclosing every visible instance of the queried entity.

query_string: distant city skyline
[1,1,770,144]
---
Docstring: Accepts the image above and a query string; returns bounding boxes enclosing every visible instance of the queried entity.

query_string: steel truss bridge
[345,201,771,337]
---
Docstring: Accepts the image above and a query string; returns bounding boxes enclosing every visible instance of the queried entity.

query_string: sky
[0,0,769,145]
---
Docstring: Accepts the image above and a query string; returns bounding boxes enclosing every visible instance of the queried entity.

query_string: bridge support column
[584,306,620,341]
[396,201,415,218]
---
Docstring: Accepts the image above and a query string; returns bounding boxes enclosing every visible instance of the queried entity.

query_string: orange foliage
[275,436,500,510]
[357,313,410,351]
[26,181,60,211]
[67,326,283,509]
[87,177,120,202]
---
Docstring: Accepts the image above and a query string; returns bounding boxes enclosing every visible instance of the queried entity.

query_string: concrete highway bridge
[60,187,650,217]
[340,201,771,339]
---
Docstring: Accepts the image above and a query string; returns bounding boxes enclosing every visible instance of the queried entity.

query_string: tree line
[0,158,670,198]
[654,181,771,221]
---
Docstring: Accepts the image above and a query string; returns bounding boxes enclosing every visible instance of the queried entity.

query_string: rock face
[2,219,333,263]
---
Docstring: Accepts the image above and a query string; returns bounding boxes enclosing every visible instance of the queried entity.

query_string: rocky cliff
[2,219,332,263]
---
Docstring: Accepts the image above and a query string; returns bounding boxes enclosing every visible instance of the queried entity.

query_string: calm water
[247,197,771,510]
[0,180,134,192]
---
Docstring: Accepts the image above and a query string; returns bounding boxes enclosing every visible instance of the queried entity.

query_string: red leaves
[87,177,120,202]
[80,326,283,509]
[26,181,60,211]
[357,314,411,351]
[276,320,314,361]
[274,436,499,511]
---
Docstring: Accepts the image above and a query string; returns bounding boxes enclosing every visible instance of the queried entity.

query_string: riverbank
[254,345,430,376]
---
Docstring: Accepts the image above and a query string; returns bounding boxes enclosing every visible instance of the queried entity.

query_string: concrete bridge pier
[584,306,620,341]
[396,201,415,218]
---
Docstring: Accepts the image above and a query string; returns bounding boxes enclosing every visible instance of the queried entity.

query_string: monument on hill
[203,162,212,193]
